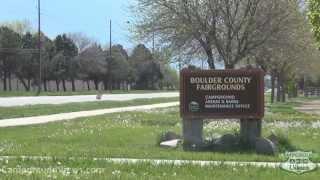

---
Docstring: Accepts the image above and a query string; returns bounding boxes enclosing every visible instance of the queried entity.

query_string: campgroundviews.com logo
[280,151,317,174]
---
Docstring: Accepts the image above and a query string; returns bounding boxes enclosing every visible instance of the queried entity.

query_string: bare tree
[1,20,34,35]
[132,0,289,69]
[67,32,94,53]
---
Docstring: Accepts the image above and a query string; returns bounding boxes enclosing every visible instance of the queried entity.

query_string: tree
[130,44,162,89]
[104,45,130,91]
[1,20,33,35]
[53,34,78,91]
[15,32,38,91]
[153,47,175,89]
[308,0,320,48]
[0,26,21,91]
[0,28,53,92]
[78,43,106,90]
[162,66,179,90]
[252,0,319,102]
[41,35,56,91]
[132,0,289,69]
[67,32,94,53]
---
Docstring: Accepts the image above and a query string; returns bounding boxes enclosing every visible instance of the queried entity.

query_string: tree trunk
[298,77,305,91]
[56,80,60,91]
[16,79,19,91]
[93,80,99,91]
[109,79,113,93]
[276,74,281,102]
[71,79,76,92]
[205,47,215,69]
[293,83,298,98]
[276,72,286,102]
[18,77,29,91]
[43,79,48,92]
[103,80,108,91]
[3,71,7,91]
[86,80,91,91]
[271,74,275,103]
[27,78,31,91]
[62,79,67,92]
[8,72,12,91]
[281,81,286,102]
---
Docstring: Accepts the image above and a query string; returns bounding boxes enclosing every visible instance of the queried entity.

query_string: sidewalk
[295,100,320,115]
[1,156,319,169]
[0,92,179,107]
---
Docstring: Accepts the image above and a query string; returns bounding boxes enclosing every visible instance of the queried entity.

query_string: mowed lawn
[0,97,319,179]
[0,106,319,161]
[0,163,319,179]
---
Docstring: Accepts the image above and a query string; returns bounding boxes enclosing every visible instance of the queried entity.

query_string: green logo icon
[280,151,317,174]
[189,101,200,112]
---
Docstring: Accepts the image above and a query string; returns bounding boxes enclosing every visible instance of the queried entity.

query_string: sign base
[182,118,203,150]
[181,118,262,151]
[240,118,262,148]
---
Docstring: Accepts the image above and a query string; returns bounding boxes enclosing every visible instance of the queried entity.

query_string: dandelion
[232,167,238,172]
[112,170,121,176]
[244,168,248,173]
[130,170,136,176]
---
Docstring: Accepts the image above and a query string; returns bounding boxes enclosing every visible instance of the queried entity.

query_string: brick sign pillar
[180,68,264,150]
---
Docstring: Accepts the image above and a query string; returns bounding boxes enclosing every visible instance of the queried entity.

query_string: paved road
[0,102,179,127]
[0,92,178,107]
[295,100,320,115]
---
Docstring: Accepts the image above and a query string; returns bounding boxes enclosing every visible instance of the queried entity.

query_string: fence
[304,87,320,97]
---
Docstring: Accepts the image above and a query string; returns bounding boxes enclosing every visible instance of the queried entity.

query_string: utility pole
[108,19,112,92]
[109,19,112,57]
[37,0,42,95]
[152,31,155,54]
[151,2,155,54]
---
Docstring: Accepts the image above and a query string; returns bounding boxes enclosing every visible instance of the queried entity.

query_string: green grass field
[265,102,319,122]
[0,106,319,161]
[0,162,319,179]
[0,96,319,179]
